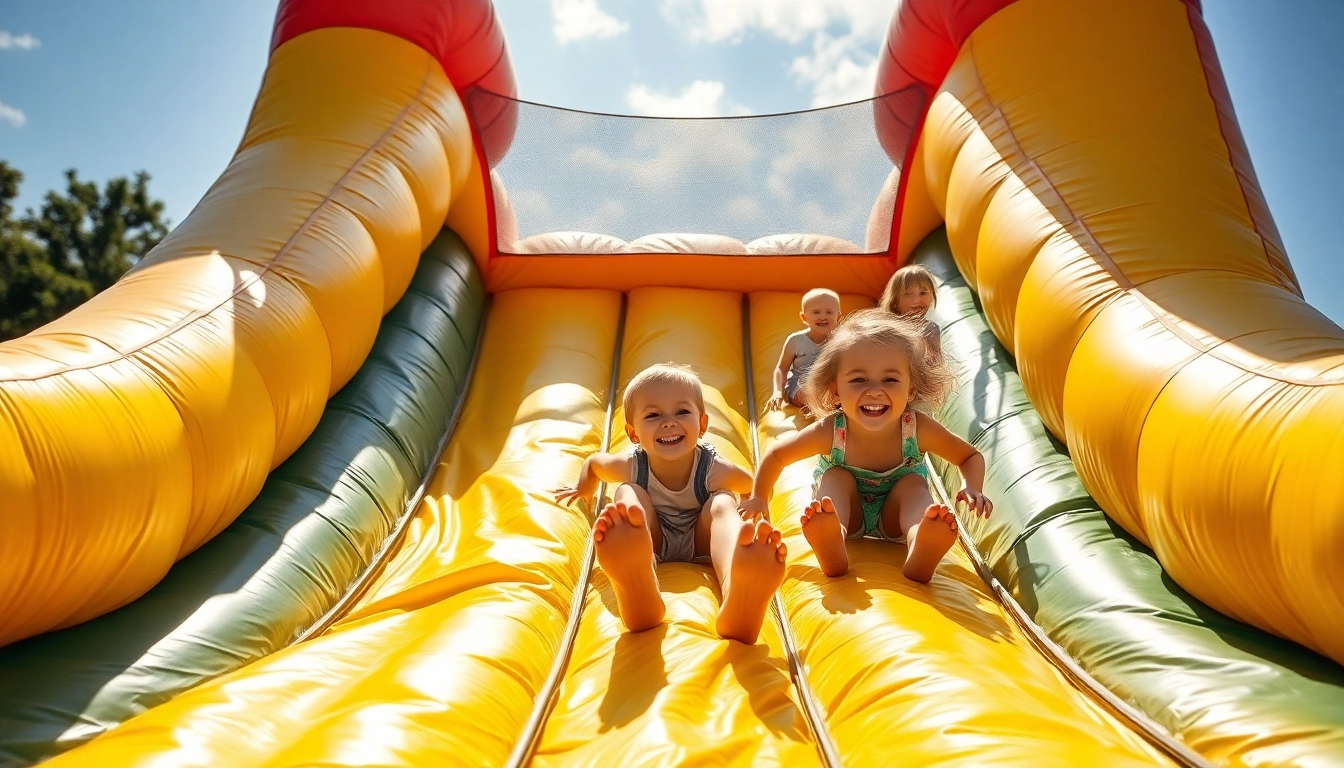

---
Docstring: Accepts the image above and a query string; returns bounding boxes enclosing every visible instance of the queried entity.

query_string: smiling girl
[879,264,943,366]
[739,310,992,583]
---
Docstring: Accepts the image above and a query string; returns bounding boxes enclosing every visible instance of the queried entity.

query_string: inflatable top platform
[1,0,1342,765]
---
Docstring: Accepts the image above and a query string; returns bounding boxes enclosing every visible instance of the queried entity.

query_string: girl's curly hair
[800,308,954,416]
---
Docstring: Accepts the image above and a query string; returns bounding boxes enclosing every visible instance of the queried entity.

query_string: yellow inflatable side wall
[0,28,474,647]
[47,290,621,766]
[898,0,1344,663]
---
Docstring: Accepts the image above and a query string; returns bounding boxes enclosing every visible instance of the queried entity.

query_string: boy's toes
[753,519,774,543]
[737,519,757,547]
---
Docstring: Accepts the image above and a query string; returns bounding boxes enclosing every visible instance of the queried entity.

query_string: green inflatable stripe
[0,229,486,767]
[914,229,1344,765]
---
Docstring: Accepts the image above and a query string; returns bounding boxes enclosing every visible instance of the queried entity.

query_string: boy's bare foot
[716,520,787,644]
[801,497,849,577]
[594,501,666,632]
[903,504,958,583]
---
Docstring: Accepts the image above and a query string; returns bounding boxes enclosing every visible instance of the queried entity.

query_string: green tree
[0,161,169,341]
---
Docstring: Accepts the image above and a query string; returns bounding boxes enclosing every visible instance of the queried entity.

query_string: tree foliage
[0,161,169,340]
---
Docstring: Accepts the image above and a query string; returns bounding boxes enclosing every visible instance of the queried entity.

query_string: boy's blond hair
[622,362,705,417]
[879,264,938,314]
[800,308,954,416]
[801,287,840,309]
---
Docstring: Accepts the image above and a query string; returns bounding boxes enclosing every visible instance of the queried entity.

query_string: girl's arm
[739,417,833,518]
[553,452,632,507]
[914,413,993,518]
[766,337,798,411]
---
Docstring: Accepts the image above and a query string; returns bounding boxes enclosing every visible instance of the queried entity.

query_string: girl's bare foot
[903,504,958,583]
[716,520,787,644]
[594,501,665,632]
[801,497,849,577]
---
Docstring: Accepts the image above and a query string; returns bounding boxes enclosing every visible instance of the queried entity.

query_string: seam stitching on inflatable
[964,41,1337,389]
[1,57,437,385]
[1183,5,1300,296]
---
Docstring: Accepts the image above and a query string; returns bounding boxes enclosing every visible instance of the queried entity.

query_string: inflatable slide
[1,0,1341,765]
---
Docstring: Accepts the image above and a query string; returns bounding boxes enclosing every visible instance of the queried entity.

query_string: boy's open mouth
[858,404,890,417]
[656,434,686,445]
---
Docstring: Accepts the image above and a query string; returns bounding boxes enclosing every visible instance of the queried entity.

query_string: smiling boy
[554,363,787,644]
[766,288,841,413]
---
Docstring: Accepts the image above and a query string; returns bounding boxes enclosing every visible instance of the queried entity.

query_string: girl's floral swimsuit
[813,410,928,540]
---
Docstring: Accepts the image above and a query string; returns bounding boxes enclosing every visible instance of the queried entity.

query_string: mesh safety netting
[466,88,925,255]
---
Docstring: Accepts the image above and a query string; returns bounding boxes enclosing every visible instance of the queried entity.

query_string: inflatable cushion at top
[627,233,748,255]
[513,231,630,254]
[746,234,863,255]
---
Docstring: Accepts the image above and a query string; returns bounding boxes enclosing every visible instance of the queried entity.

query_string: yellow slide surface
[51,287,1172,767]
[533,289,819,767]
[47,290,620,766]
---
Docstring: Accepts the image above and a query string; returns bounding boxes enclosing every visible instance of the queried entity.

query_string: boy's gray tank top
[787,331,823,397]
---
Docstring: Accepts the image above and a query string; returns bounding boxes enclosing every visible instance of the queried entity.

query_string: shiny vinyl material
[748,293,1170,767]
[46,290,621,767]
[0,27,475,647]
[0,231,485,766]
[899,0,1344,664]
[915,229,1344,766]
[533,288,819,767]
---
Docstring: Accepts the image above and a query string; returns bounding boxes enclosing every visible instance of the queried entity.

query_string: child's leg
[593,483,665,632]
[883,474,958,583]
[788,391,813,418]
[801,466,858,577]
[697,493,786,644]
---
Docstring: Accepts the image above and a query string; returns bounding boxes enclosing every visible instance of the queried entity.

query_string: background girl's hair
[800,308,955,416]
[622,362,705,417]
[879,264,939,314]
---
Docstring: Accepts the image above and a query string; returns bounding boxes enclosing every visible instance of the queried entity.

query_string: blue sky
[2,0,1340,322]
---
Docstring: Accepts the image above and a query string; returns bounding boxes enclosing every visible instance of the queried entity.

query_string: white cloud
[506,185,630,239]
[660,0,890,45]
[0,31,41,50]
[723,196,766,223]
[566,117,758,189]
[626,80,750,117]
[0,101,26,128]
[573,198,629,233]
[552,0,629,44]
[764,111,878,234]
[659,0,888,107]
[790,32,879,108]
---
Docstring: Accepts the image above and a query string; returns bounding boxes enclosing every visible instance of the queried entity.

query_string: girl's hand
[765,392,787,412]
[553,483,594,508]
[738,496,770,520]
[956,488,993,518]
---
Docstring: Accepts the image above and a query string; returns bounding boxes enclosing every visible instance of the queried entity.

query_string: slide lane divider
[925,462,1209,768]
[505,295,628,768]
[296,297,491,644]
[739,297,843,768]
